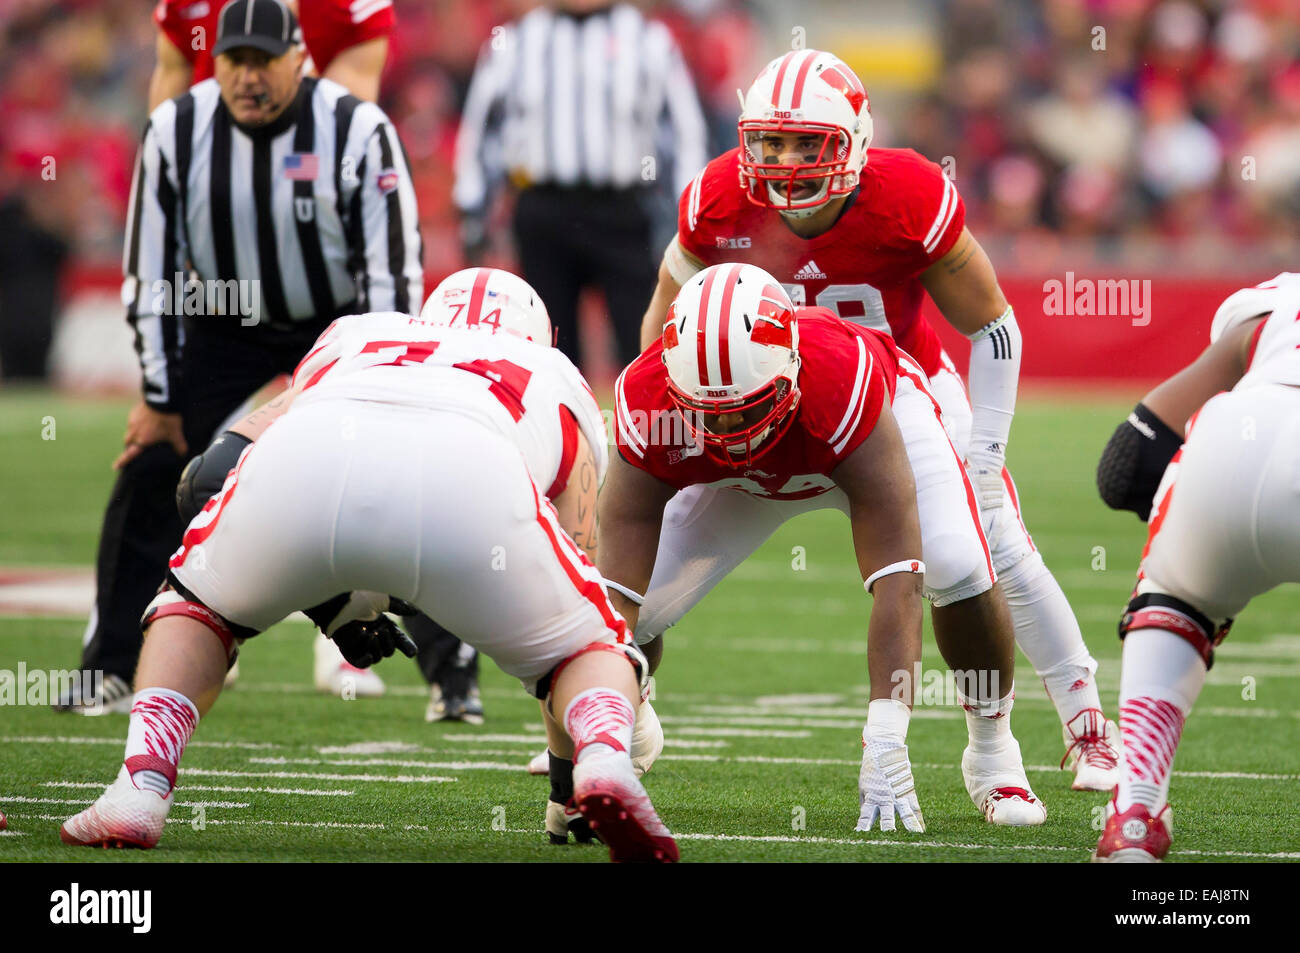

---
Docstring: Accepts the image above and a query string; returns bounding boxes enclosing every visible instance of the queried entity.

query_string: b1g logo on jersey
[715,236,752,249]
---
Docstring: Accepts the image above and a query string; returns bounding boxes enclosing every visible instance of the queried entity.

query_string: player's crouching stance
[602,263,1045,829]
[1093,275,1300,862]
[60,269,677,863]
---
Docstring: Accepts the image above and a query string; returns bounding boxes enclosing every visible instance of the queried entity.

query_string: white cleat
[962,738,1047,826]
[60,766,172,849]
[223,660,240,690]
[1061,708,1121,792]
[1060,707,1123,790]
[630,698,664,779]
[313,632,385,698]
[573,755,678,863]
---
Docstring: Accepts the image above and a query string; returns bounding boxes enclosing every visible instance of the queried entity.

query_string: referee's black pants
[81,316,333,679]
[512,185,657,371]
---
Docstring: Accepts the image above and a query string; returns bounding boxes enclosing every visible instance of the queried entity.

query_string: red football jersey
[677,147,964,377]
[155,0,395,84]
[615,308,899,501]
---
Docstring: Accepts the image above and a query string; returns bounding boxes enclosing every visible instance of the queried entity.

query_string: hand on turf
[330,614,418,668]
[115,401,187,469]
[856,734,925,833]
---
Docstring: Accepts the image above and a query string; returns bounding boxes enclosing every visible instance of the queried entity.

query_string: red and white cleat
[60,767,172,849]
[1093,799,1172,863]
[1060,708,1121,792]
[574,756,678,863]
[962,739,1048,826]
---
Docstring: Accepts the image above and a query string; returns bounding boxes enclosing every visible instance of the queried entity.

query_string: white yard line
[0,735,279,749]
[178,768,457,784]
[250,757,526,772]
[42,781,353,796]
[1,795,249,808]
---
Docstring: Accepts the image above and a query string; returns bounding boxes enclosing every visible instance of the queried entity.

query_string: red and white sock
[958,682,1015,751]
[1116,628,1206,813]
[123,688,199,796]
[563,688,635,765]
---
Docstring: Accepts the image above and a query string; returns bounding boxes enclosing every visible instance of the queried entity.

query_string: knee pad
[1119,586,1233,669]
[142,578,254,668]
[924,531,995,607]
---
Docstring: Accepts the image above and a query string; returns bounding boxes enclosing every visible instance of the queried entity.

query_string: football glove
[856,731,925,833]
[964,445,1006,534]
[304,591,418,668]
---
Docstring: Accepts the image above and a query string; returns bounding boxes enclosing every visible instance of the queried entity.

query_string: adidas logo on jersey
[794,260,827,280]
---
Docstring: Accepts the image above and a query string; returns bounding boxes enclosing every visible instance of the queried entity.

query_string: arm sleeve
[351,118,424,315]
[675,166,713,264]
[122,113,188,412]
[965,306,1021,459]
[451,37,510,214]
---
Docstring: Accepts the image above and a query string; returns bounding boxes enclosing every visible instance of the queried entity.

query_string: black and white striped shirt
[452,3,708,212]
[123,75,423,410]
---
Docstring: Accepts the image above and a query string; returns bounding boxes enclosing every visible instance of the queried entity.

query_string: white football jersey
[1237,285,1300,391]
[289,312,609,495]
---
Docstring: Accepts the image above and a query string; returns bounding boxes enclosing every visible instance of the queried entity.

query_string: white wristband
[865,698,911,741]
[863,559,925,594]
[602,578,645,606]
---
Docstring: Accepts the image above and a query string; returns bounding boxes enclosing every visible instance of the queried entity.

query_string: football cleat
[630,698,664,778]
[425,684,484,725]
[51,673,133,716]
[574,756,678,863]
[962,739,1047,826]
[1093,798,1173,863]
[223,660,240,689]
[314,633,385,698]
[1060,708,1121,792]
[545,799,598,845]
[60,766,172,849]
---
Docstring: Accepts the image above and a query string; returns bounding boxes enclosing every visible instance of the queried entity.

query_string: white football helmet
[738,50,873,218]
[661,262,801,467]
[420,268,552,344]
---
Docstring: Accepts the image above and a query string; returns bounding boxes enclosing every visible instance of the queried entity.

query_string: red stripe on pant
[896,364,996,584]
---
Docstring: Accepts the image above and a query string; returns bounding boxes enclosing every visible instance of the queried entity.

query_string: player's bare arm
[919,227,1009,336]
[148,32,192,112]
[639,237,700,350]
[228,388,297,442]
[829,402,925,705]
[320,36,388,101]
[1141,315,1264,435]
[1098,314,1265,520]
[595,452,677,635]
[552,428,600,561]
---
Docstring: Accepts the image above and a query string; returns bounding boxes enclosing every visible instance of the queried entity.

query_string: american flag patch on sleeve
[284,154,319,181]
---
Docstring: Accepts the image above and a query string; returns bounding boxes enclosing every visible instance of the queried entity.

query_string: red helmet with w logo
[738,50,873,218]
[661,263,801,467]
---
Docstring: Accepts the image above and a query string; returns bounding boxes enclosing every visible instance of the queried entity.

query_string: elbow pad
[176,430,253,524]
[1096,403,1182,521]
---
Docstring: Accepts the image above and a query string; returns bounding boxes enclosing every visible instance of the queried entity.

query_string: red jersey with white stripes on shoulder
[155,0,395,84]
[615,307,898,500]
[677,147,963,377]
[289,312,607,499]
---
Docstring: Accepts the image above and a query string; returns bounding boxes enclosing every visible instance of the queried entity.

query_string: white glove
[856,730,925,833]
[964,446,1006,537]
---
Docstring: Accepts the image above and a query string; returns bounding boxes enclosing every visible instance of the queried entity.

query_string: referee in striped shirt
[453,0,707,370]
[61,0,422,710]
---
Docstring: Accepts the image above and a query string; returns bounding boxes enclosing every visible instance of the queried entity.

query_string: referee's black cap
[213,0,301,59]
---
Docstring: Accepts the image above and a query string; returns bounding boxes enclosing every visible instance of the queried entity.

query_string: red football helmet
[738,50,873,218]
[661,263,801,467]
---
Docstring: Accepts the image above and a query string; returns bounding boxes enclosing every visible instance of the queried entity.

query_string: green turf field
[1,389,1297,862]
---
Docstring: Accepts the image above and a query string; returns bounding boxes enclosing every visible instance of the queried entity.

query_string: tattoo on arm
[943,235,976,276]
[570,455,598,558]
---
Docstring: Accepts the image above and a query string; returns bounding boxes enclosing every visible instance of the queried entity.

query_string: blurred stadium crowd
[0,0,1297,381]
